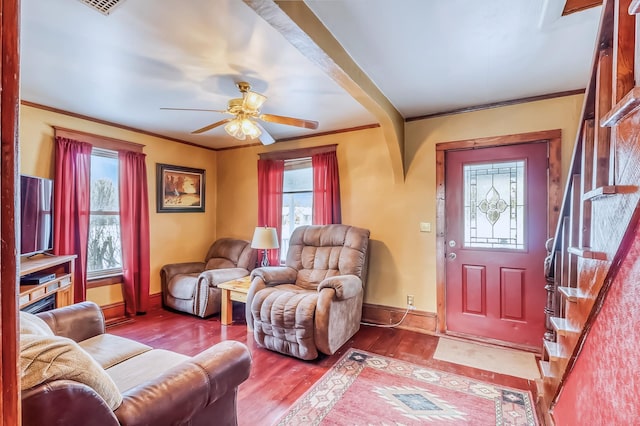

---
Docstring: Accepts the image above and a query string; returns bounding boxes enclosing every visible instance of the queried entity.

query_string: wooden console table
[19,254,76,310]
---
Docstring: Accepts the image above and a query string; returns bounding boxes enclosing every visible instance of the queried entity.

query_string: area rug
[433,337,540,380]
[277,349,538,425]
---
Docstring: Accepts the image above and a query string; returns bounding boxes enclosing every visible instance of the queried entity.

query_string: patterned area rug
[277,349,538,425]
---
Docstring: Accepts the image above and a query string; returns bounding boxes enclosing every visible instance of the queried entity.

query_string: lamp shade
[243,91,267,111]
[251,227,279,249]
[224,116,262,140]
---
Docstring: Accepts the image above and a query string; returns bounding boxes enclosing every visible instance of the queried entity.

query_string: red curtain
[312,151,342,225]
[119,151,150,316]
[53,137,92,303]
[257,158,284,265]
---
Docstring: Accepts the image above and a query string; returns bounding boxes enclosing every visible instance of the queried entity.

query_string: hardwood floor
[108,304,540,425]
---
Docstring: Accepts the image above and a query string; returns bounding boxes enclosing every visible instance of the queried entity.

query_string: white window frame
[280,157,313,263]
[87,147,123,280]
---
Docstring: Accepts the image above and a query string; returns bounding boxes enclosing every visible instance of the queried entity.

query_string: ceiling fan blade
[161,107,229,114]
[192,118,232,134]
[259,114,319,130]
[255,123,275,145]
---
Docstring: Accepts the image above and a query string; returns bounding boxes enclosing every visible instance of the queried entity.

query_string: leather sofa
[161,238,257,318]
[20,301,251,426]
[247,224,370,360]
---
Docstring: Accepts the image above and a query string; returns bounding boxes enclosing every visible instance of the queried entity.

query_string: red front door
[445,142,548,348]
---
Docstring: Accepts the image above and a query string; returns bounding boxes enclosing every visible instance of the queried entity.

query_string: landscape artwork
[156,163,205,212]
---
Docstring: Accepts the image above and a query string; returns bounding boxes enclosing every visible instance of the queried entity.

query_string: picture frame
[156,163,205,213]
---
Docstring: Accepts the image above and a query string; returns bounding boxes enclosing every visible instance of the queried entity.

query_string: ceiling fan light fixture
[241,118,262,139]
[243,91,267,111]
[224,117,261,140]
[224,119,245,140]
[166,81,316,144]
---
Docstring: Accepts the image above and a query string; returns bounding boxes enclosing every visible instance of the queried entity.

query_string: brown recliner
[161,238,257,318]
[246,224,370,360]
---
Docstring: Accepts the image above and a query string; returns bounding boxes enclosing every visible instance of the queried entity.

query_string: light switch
[419,222,431,233]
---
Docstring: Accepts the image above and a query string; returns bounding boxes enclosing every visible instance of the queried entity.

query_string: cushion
[79,334,152,369]
[205,257,236,270]
[106,349,189,393]
[20,311,54,336]
[20,333,122,410]
[251,285,319,360]
[168,273,199,299]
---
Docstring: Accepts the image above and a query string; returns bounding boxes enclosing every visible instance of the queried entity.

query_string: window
[281,158,313,262]
[463,160,525,250]
[87,148,123,278]
[257,145,340,265]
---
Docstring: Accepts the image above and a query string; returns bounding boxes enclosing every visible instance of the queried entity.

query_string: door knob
[448,252,457,260]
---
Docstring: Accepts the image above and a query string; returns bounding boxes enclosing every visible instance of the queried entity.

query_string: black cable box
[20,273,56,285]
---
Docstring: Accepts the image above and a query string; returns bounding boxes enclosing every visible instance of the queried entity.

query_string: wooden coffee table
[218,276,252,330]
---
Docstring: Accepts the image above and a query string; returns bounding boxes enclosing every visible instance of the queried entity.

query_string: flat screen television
[20,174,54,256]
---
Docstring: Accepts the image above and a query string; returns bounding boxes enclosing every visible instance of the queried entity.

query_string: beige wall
[19,104,218,306]
[216,94,584,313]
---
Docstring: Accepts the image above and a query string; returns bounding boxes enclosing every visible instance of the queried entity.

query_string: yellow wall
[216,94,584,313]
[18,93,583,313]
[19,104,219,306]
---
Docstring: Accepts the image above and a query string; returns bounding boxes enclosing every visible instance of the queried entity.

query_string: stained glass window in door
[463,160,525,249]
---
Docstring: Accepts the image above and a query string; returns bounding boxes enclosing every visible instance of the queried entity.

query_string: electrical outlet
[407,295,415,309]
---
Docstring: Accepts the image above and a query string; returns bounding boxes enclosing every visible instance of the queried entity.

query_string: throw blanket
[19,312,122,410]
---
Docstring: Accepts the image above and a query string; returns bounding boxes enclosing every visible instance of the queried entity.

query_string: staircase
[537,0,640,422]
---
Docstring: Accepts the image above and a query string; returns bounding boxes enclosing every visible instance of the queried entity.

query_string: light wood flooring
[108,304,541,425]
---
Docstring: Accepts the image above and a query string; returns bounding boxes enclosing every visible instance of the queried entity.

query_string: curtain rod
[258,144,336,160]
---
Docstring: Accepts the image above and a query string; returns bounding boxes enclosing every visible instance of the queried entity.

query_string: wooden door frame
[435,129,562,336]
[1,0,20,423]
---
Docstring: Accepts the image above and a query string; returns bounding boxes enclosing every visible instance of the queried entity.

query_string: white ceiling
[20,0,602,150]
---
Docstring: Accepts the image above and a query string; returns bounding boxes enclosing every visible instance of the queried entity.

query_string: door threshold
[442,330,542,356]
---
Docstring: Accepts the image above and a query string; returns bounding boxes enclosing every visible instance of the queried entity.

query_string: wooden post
[610,0,636,184]
[593,49,613,189]
[0,0,21,424]
[613,0,635,103]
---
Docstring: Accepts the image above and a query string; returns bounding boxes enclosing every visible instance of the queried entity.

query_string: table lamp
[251,227,279,267]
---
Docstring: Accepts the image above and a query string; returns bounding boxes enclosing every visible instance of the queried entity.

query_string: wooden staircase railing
[537,0,640,423]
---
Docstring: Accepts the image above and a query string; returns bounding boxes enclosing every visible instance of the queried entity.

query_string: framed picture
[156,163,205,213]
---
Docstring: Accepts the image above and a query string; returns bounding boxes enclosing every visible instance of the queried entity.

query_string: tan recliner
[161,238,257,318]
[246,224,370,360]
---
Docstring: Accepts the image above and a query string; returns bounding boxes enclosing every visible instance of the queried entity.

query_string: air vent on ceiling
[78,0,125,15]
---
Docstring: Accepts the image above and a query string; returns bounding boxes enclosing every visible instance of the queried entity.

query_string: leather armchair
[246,224,370,360]
[161,238,257,318]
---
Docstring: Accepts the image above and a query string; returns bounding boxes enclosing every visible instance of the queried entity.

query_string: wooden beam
[244,0,405,182]
[1,0,21,424]
[563,0,603,15]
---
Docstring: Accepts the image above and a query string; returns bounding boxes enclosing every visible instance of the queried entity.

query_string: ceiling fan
[161,81,319,146]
